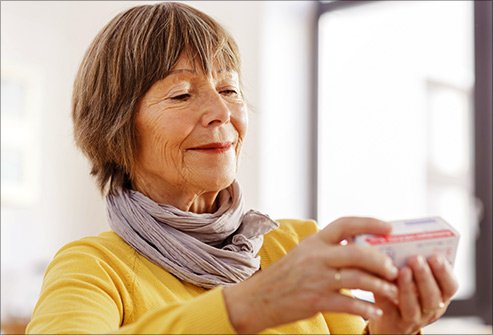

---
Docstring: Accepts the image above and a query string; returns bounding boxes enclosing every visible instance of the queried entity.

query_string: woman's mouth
[189,142,233,154]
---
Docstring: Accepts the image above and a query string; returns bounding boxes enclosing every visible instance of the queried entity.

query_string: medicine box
[354,217,460,268]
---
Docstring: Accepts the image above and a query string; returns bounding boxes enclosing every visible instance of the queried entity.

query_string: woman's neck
[132,175,220,214]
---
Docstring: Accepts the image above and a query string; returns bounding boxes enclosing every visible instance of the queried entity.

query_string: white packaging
[354,217,460,268]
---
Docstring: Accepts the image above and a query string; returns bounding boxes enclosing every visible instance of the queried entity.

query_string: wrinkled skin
[133,55,247,213]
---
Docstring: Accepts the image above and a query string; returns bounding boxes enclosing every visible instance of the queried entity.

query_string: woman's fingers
[428,255,459,301]
[397,267,421,323]
[408,255,445,319]
[329,268,399,304]
[327,244,399,281]
[319,217,392,245]
[317,293,384,321]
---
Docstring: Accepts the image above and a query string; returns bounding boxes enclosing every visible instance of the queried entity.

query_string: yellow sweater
[27,219,365,334]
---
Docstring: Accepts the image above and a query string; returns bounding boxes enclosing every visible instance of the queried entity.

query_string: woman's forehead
[170,54,239,80]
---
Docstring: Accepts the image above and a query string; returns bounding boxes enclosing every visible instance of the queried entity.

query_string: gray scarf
[106,181,279,289]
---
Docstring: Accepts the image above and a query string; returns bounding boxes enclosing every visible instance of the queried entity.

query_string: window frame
[312,0,492,323]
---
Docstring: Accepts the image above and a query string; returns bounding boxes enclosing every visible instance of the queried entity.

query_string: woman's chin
[185,156,238,192]
[193,172,236,193]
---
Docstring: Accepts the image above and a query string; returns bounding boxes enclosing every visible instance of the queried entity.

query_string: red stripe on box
[365,229,455,245]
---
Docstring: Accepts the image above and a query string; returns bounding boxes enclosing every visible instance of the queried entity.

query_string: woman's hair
[72,2,241,195]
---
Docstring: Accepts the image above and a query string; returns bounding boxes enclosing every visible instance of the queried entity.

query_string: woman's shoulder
[46,231,138,276]
[268,218,319,242]
[55,231,132,257]
[260,219,319,267]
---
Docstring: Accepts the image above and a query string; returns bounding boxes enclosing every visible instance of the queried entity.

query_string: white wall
[258,2,316,220]
[1,0,315,318]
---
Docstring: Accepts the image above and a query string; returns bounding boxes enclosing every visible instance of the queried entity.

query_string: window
[315,0,492,322]
[1,63,41,206]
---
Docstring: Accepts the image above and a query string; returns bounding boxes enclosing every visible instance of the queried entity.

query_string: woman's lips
[189,142,233,154]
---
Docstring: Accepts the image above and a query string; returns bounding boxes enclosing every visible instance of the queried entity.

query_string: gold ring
[334,269,342,282]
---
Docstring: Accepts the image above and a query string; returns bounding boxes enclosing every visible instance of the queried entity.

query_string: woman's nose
[200,92,231,127]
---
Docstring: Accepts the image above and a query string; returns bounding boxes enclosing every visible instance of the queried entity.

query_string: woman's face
[133,54,247,207]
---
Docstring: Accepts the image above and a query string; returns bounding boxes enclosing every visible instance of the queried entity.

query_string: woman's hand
[223,217,400,334]
[368,254,459,334]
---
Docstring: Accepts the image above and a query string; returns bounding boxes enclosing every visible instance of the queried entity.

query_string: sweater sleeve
[117,287,235,334]
[323,312,366,334]
[26,241,236,334]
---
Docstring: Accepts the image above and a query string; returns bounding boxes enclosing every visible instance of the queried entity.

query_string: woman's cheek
[234,105,249,139]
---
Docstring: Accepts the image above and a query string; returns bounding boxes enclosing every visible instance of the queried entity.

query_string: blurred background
[1,1,491,334]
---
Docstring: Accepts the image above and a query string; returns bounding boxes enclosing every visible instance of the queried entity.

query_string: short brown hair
[72,2,241,195]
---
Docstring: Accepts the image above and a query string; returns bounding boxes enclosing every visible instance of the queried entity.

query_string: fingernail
[385,258,398,277]
[371,307,383,318]
[435,255,444,267]
[416,255,425,268]
[386,284,399,304]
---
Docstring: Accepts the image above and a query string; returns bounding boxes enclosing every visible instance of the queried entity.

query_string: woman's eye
[220,89,239,97]
[170,93,191,101]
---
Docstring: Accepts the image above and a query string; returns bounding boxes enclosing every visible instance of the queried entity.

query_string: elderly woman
[27,2,457,334]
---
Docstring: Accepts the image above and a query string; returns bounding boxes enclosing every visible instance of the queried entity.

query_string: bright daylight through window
[317,1,475,300]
